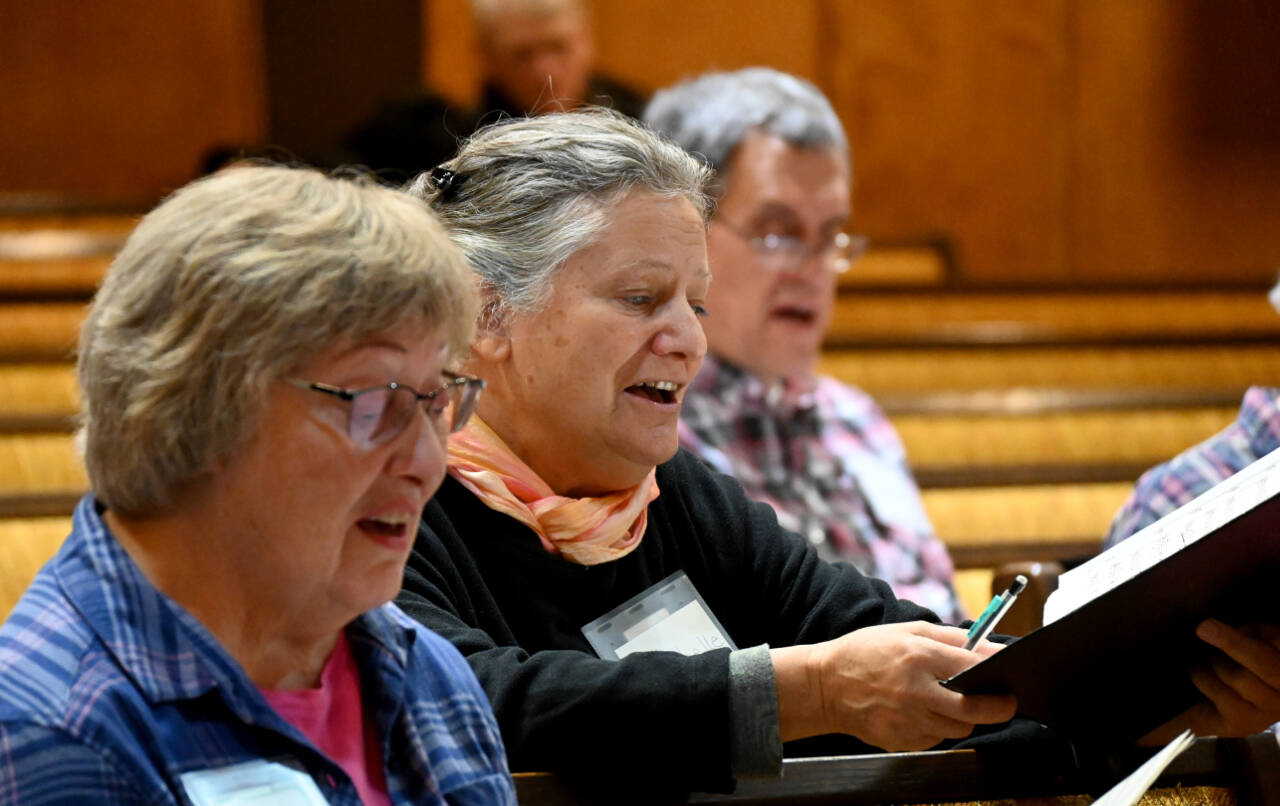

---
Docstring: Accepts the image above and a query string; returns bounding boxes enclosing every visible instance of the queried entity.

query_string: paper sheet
[1043,446,1280,625]
[1092,730,1195,806]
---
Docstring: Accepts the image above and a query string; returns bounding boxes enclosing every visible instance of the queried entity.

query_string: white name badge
[582,571,736,660]
[180,759,329,806]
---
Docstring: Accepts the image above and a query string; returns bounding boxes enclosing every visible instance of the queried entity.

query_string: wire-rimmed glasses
[285,372,485,447]
[716,219,869,274]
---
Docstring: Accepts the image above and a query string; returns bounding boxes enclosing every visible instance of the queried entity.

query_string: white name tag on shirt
[180,759,328,806]
[582,571,736,660]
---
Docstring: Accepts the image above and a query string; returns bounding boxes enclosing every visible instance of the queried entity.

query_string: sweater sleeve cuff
[727,644,782,778]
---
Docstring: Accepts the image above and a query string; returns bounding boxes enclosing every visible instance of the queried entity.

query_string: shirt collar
[1238,385,1280,457]
[54,496,415,710]
[54,496,231,704]
[692,353,820,415]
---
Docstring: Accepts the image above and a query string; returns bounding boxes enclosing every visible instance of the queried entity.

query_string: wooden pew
[0,213,134,299]
[819,344,1280,396]
[837,241,950,289]
[0,362,79,427]
[513,734,1280,805]
[824,288,1280,347]
[0,302,84,361]
[896,401,1238,486]
[0,516,71,620]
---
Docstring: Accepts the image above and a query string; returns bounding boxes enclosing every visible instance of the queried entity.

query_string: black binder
[943,462,1280,745]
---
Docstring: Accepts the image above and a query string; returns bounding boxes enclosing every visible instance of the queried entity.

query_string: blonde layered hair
[78,165,477,515]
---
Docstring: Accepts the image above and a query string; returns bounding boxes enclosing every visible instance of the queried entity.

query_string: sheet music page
[1091,730,1195,806]
[1043,446,1280,625]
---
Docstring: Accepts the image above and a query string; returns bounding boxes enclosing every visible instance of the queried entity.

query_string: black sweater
[398,450,944,796]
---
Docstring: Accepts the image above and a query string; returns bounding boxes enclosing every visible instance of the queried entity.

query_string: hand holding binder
[944,445,1280,745]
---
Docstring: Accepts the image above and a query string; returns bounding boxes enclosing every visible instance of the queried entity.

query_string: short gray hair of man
[405,107,712,318]
[78,164,477,516]
[643,67,848,196]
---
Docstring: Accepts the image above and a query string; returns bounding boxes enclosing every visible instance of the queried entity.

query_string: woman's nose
[653,303,707,360]
[388,406,447,486]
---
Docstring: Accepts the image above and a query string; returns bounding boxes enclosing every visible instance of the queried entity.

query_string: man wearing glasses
[646,68,965,623]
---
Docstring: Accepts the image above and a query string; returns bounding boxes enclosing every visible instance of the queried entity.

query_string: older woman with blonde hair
[0,165,515,804]
[396,110,1033,800]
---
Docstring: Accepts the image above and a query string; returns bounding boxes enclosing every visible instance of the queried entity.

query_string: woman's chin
[620,436,681,476]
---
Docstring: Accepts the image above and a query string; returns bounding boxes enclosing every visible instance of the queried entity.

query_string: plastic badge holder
[581,570,737,660]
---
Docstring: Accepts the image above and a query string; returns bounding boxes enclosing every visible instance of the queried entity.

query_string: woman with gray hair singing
[397,109,1021,801]
[0,165,515,804]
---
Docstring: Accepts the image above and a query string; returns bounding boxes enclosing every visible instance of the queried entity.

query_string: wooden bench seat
[514,734,1280,805]
[0,362,79,426]
[0,214,139,235]
[0,215,133,299]
[837,242,948,289]
[0,255,110,298]
[825,289,1280,347]
[0,432,87,493]
[0,516,71,619]
[0,302,85,360]
[818,343,1280,395]
[923,481,1131,568]
[896,404,1236,486]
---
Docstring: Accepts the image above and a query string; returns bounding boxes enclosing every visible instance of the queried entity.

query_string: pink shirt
[262,632,392,806]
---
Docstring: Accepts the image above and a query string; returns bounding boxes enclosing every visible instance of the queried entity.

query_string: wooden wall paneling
[422,0,822,106]
[262,0,422,167]
[824,0,1073,285]
[422,0,482,106]
[1070,0,1280,285]
[0,0,268,200]
[587,0,822,94]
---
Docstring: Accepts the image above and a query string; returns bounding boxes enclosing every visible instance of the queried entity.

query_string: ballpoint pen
[963,574,1028,651]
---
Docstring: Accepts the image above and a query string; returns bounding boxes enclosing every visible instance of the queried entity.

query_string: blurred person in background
[471,0,644,119]
[0,165,514,804]
[646,67,965,623]
[346,0,644,181]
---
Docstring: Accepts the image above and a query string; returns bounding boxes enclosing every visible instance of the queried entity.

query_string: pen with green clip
[963,574,1027,651]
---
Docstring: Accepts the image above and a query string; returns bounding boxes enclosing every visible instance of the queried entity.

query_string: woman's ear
[471,296,511,363]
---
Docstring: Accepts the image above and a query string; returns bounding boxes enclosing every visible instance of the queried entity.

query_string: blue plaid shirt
[1104,386,1280,547]
[1103,386,1280,742]
[0,496,515,805]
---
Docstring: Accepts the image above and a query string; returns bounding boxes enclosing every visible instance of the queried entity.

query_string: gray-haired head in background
[78,164,476,516]
[405,107,712,320]
[643,66,848,196]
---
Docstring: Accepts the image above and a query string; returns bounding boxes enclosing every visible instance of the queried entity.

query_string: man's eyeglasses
[716,219,868,274]
[285,372,485,447]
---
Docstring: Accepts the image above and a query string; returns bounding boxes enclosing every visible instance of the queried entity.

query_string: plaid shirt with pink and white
[678,354,965,624]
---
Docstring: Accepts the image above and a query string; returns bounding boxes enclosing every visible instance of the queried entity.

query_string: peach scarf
[446,417,659,565]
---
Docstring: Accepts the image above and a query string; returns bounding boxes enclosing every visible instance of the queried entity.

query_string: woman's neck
[104,506,343,690]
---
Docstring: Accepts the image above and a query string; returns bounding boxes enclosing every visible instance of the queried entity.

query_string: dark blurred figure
[198,143,297,175]
[345,0,645,182]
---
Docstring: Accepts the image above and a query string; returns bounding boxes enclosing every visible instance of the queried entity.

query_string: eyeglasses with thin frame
[715,218,868,274]
[285,371,485,447]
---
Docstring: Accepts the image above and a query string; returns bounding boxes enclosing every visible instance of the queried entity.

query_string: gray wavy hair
[405,108,712,319]
[643,67,848,195]
[78,164,477,516]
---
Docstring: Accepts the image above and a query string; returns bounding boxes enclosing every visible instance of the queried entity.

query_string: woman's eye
[691,303,709,318]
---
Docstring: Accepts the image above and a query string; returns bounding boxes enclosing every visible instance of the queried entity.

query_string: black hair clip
[429,166,465,202]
